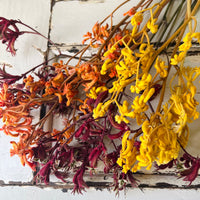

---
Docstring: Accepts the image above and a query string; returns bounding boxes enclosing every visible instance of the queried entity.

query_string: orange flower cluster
[0,83,36,170]
[82,22,109,47]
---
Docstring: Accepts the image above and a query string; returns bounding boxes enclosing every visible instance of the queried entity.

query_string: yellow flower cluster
[131,12,143,26]
[88,86,108,99]
[115,48,137,80]
[89,1,200,176]
[117,64,200,173]
[135,43,155,70]
[93,6,159,124]
[114,88,155,125]
[93,100,112,119]
[115,100,133,124]
[137,118,184,169]
[154,57,168,78]
[130,73,152,94]
[171,32,200,65]
[100,59,115,75]
[147,18,158,34]
[117,131,139,173]
[168,66,200,132]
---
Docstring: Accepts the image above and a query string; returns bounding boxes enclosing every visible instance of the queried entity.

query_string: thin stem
[100,0,131,25]
[60,71,77,89]
[155,0,200,113]
[77,44,90,66]
[149,0,200,72]
[142,0,153,9]
[96,15,130,59]
[21,55,58,77]
[135,0,171,38]
[178,140,196,160]
[31,101,57,127]
[163,0,185,40]
[111,140,118,150]
[148,101,155,113]
[18,21,61,55]
[154,0,185,45]
[156,25,186,113]
[65,46,87,66]
[187,0,192,32]
[38,102,58,128]
[96,0,147,58]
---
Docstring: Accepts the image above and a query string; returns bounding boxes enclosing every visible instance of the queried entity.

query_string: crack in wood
[1,174,200,190]
[49,43,200,57]
[1,181,200,191]
[2,1,199,190]
[31,0,56,184]
[47,0,56,51]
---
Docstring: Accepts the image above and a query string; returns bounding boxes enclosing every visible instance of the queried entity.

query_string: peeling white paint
[1,0,200,199]
[0,186,200,200]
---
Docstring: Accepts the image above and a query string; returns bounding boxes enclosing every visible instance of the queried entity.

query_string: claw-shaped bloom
[87,86,108,99]
[117,131,139,173]
[130,73,152,94]
[147,18,158,34]
[154,57,168,78]
[131,12,143,26]
[0,17,23,55]
[132,88,155,113]
[93,100,112,119]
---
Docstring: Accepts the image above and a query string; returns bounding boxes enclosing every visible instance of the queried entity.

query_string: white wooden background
[0,0,200,199]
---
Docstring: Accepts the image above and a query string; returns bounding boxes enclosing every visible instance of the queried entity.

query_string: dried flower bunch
[1,0,200,194]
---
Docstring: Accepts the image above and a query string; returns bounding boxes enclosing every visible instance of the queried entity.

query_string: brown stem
[19,21,61,55]
[155,0,200,113]
[34,101,58,127]
[96,0,148,59]
[77,44,90,65]
[96,15,130,59]
[21,56,57,77]
[65,46,88,66]
[100,0,131,25]
[60,71,77,89]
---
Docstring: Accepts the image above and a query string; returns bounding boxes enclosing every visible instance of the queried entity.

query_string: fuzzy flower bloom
[87,86,108,99]
[131,12,143,26]
[136,117,186,170]
[0,17,23,55]
[117,131,139,173]
[154,57,168,78]
[147,18,158,34]
[1,0,200,194]
[130,73,152,94]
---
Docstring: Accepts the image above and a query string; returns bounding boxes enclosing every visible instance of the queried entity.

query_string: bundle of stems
[0,0,200,194]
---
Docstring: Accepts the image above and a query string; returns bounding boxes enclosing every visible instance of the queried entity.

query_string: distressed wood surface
[0,185,200,200]
[1,0,200,199]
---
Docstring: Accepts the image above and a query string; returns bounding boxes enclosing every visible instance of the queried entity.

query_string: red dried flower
[72,166,88,194]
[0,17,23,55]
[179,152,200,185]
[38,161,52,184]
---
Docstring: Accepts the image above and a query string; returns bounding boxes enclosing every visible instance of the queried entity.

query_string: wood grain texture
[0,0,200,199]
